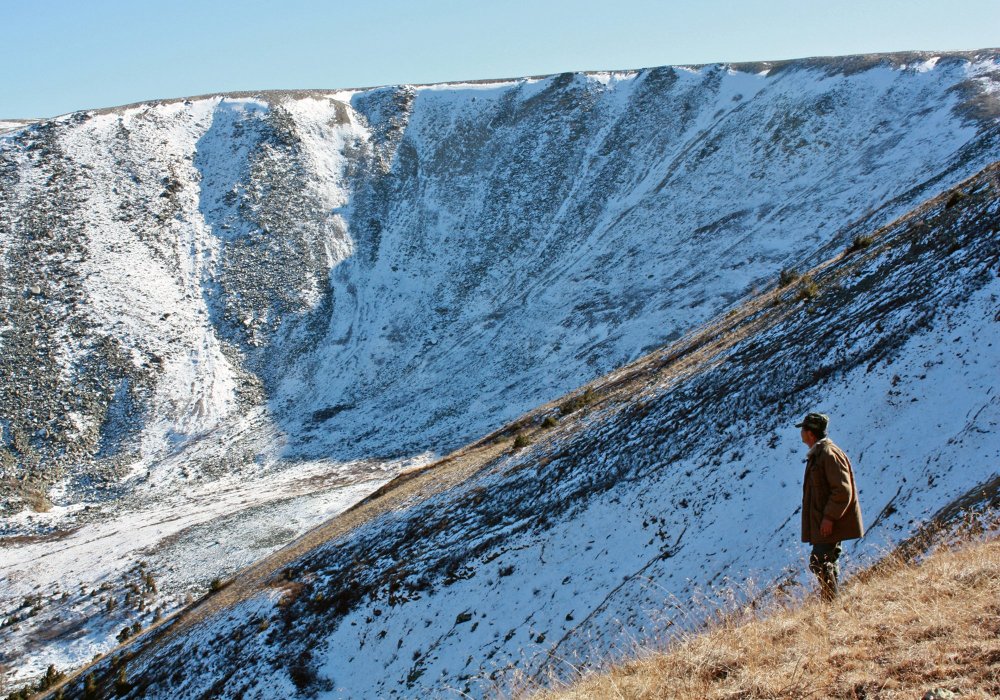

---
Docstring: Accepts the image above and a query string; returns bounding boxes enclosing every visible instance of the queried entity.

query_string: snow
[297,236,1000,699]
[1,457,397,684]
[1,50,999,694]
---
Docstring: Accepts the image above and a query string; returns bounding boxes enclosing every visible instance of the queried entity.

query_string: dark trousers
[809,542,842,601]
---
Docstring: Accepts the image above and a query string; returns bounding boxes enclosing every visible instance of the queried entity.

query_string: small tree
[39,664,64,690]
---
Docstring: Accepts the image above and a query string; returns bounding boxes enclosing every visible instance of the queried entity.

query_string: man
[797,412,864,600]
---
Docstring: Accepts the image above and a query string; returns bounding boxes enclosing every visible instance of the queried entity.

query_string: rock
[923,690,958,700]
[29,284,42,295]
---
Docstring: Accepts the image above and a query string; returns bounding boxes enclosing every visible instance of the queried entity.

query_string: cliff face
[1,50,1000,694]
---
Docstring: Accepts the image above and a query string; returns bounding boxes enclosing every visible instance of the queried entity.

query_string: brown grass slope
[529,514,1000,700]
[34,157,1000,699]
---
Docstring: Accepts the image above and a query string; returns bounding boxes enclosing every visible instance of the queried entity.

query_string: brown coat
[801,438,864,544]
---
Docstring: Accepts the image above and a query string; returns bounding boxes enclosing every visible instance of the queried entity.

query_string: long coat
[801,438,864,544]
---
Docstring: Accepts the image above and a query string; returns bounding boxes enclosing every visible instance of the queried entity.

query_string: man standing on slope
[797,412,864,601]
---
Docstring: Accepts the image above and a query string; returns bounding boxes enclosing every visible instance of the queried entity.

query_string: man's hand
[820,517,834,538]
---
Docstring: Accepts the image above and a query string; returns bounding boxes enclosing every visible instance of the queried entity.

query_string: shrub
[513,434,530,449]
[541,415,558,429]
[115,667,130,696]
[209,578,224,593]
[944,190,967,209]
[82,673,99,700]
[21,485,52,513]
[778,267,800,287]
[796,275,820,302]
[846,233,875,253]
[559,388,597,416]
[288,653,319,692]
[38,664,64,690]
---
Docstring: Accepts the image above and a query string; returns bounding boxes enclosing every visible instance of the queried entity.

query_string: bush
[559,388,597,416]
[513,434,530,449]
[945,190,967,209]
[541,415,558,429]
[846,233,874,253]
[209,578,225,593]
[38,664,64,690]
[796,275,820,302]
[778,267,800,287]
[115,667,131,696]
[82,673,99,700]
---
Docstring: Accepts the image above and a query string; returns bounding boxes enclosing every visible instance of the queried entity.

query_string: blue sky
[3,0,998,118]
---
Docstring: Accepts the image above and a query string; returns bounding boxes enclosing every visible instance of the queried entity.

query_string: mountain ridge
[7,47,995,122]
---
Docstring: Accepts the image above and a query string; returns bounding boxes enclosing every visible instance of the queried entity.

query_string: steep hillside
[1,49,1000,693]
[533,524,1000,700]
[44,158,1000,699]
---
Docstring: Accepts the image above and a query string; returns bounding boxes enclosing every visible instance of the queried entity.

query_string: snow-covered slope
[0,120,38,135]
[56,157,1000,700]
[1,49,1000,693]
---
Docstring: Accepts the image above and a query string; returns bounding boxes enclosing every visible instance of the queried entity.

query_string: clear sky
[2,0,999,118]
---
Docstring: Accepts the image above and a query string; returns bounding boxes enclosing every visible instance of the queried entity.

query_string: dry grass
[529,535,1000,700]
[22,486,52,513]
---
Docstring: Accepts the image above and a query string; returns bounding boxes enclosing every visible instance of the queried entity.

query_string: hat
[795,412,829,433]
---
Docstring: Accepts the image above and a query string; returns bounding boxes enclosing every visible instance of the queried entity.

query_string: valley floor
[529,519,1000,700]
